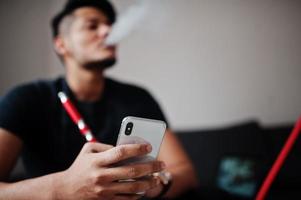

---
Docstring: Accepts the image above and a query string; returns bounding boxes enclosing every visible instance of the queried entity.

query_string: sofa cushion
[176,121,270,198]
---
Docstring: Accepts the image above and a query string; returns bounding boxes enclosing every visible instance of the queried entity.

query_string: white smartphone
[116,116,167,165]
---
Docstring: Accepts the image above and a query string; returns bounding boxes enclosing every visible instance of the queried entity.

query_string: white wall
[1,0,301,130]
[0,0,52,93]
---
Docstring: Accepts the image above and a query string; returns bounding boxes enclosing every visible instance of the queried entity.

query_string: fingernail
[146,144,152,153]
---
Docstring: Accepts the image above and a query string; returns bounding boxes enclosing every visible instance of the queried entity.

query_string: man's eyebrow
[84,17,99,22]
[82,16,109,24]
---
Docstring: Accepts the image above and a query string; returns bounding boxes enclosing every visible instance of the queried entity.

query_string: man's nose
[98,23,111,38]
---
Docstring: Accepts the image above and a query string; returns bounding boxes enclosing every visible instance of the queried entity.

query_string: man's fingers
[104,161,165,181]
[97,144,152,165]
[109,178,159,195]
[82,142,114,153]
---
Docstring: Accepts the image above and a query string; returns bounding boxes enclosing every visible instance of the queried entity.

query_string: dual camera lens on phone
[125,122,133,135]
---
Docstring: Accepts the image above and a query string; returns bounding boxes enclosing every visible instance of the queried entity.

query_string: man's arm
[0,128,62,199]
[158,129,199,198]
[0,128,23,180]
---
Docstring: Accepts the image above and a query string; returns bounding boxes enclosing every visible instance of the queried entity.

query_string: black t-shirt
[0,77,168,178]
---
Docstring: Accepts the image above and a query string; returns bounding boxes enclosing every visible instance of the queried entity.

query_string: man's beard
[83,58,116,70]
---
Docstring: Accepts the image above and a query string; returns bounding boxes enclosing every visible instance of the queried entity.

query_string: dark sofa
[176,120,301,200]
[9,120,300,199]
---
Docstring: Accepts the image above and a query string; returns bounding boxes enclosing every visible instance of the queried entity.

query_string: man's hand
[55,142,165,200]
[144,179,164,198]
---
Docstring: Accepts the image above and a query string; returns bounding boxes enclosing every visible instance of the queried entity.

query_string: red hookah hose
[256,116,301,200]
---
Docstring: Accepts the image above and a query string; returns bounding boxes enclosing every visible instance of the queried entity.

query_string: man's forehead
[73,7,108,21]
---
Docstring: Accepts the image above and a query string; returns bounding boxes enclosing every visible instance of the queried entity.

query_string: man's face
[60,7,116,69]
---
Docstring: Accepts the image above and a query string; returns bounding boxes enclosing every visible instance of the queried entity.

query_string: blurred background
[0,0,300,130]
[2,1,301,198]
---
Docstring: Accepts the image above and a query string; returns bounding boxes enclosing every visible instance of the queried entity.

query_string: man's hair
[51,0,116,38]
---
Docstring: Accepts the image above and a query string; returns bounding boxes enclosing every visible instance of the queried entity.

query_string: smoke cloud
[105,0,150,45]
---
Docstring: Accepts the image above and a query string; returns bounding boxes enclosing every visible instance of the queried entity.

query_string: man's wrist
[51,171,67,200]
[0,172,66,200]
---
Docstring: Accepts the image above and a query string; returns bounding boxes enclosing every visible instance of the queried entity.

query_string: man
[0,0,198,199]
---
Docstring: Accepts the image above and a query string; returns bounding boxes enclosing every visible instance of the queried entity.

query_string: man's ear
[53,36,68,56]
